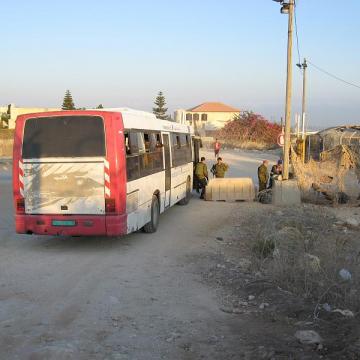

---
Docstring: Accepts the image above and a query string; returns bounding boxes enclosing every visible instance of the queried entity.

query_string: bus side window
[152,132,163,171]
[124,132,131,155]
[149,133,157,152]
[140,132,163,177]
[156,134,162,148]
[176,135,181,149]
[171,133,178,167]
[172,132,190,167]
[126,131,141,181]
[185,134,192,162]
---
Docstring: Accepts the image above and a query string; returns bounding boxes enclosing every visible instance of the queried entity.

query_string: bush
[216,111,282,149]
[249,206,360,312]
[0,129,15,139]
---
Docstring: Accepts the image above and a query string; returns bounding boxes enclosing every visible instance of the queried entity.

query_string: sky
[1,0,359,129]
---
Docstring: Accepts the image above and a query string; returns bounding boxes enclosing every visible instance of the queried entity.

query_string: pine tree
[96,104,104,109]
[152,91,168,120]
[62,90,76,110]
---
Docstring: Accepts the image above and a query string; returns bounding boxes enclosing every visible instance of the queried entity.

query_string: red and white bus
[13,109,197,236]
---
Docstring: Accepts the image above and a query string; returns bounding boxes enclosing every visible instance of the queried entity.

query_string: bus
[13,108,198,236]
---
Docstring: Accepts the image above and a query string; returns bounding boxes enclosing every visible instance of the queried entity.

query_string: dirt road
[0,150,280,360]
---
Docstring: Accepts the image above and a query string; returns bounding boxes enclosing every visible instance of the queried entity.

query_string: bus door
[162,133,171,208]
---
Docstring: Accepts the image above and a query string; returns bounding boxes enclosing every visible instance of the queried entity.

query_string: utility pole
[297,58,307,162]
[301,58,307,132]
[297,58,307,136]
[283,0,294,180]
[273,0,295,179]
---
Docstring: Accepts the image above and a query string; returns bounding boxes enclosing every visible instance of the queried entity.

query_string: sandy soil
[1,150,359,359]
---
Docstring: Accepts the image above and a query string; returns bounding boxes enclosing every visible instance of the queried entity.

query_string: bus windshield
[22,116,106,158]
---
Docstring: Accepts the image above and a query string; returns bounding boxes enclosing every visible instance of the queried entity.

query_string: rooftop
[187,102,240,113]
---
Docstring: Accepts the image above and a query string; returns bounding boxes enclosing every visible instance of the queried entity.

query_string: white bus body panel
[126,171,166,233]
[23,160,105,215]
[170,163,193,206]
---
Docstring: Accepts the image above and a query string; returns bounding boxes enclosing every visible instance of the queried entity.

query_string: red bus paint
[13,110,128,236]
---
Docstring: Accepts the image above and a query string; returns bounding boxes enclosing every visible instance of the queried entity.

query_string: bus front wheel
[143,195,160,233]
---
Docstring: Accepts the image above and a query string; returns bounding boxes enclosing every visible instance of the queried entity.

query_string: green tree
[1,113,10,128]
[152,91,168,120]
[96,104,104,109]
[62,90,76,110]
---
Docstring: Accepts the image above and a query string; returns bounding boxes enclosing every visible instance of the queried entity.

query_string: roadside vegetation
[216,111,282,150]
[0,129,14,157]
[200,203,360,358]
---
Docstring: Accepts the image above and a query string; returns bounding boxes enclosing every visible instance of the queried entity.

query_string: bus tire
[178,177,191,206]
[143,195,160,233]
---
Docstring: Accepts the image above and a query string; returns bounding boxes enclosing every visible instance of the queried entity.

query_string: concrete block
[205,178,255,202]
[272,179,301,206]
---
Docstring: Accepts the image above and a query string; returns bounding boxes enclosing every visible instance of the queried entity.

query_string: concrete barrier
[205,178,255,202]
[272,179,301,206]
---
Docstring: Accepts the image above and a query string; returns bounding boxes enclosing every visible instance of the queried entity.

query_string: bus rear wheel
[143,195,160,233]
[178,177,191,206]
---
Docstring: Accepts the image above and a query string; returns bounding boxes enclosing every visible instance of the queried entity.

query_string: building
[0,104,60,129]
[174,102,240,135]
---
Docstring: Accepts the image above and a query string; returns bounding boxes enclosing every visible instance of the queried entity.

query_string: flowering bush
[216,111,282,148]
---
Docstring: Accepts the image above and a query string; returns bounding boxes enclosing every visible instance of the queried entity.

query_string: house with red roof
[174,102,240,134]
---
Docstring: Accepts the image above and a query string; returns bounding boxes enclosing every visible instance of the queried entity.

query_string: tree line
[61,90,171,120]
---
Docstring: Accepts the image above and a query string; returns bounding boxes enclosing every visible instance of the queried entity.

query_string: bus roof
[101,107,193,134]
[18,108,193,135]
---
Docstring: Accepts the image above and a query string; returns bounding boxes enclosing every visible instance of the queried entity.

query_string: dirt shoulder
[189,202,360,359]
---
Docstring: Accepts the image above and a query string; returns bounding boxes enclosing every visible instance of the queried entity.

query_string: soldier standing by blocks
[257,160,269,192]
[195,157,208,199]
[211,157,229,178]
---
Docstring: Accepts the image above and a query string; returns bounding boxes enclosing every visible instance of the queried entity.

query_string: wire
[307,60,360,90]
[293,0,301,67]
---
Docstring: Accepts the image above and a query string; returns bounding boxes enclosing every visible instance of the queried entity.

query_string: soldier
[211,157,229,178]
[269,159,283,188]
[195,157,208,199]
[257,160,269,192]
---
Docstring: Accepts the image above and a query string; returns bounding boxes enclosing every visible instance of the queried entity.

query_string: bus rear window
[22,116,106,158]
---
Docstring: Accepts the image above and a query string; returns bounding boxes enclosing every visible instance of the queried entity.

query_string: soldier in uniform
[211,157,229,178]
[195,157,208,199]
[269,159,283,188]
[257,160,269,192]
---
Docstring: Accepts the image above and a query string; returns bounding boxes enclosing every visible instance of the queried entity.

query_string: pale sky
[1,0,359,129]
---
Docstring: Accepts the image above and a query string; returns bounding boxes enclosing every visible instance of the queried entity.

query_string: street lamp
[273,0,294,180]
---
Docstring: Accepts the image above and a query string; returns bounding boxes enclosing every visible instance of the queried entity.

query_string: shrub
[216,111,282,148]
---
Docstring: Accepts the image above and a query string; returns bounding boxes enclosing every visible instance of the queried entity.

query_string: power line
[293,0,301,67]
[307,60,360,90]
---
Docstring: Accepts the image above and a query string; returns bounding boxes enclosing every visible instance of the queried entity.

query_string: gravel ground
[1,149,358,359]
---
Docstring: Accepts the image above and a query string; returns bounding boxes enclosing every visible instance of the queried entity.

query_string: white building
[0,104,60,129]
[174,102,240,135]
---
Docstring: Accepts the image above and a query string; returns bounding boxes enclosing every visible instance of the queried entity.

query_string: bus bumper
[15,214,127,237]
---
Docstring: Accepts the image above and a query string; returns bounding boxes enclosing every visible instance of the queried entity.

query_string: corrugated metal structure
[303,125,360,162]
[320,125,360,151]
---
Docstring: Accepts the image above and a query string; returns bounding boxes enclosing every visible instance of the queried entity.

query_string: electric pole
[273,0,295,180]
[301,58,307,130]
[297,58,307,162]
[283,0,294,180]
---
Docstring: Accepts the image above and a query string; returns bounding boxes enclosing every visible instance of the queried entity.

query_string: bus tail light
[105,198,116,213]
[16,197,25,214]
